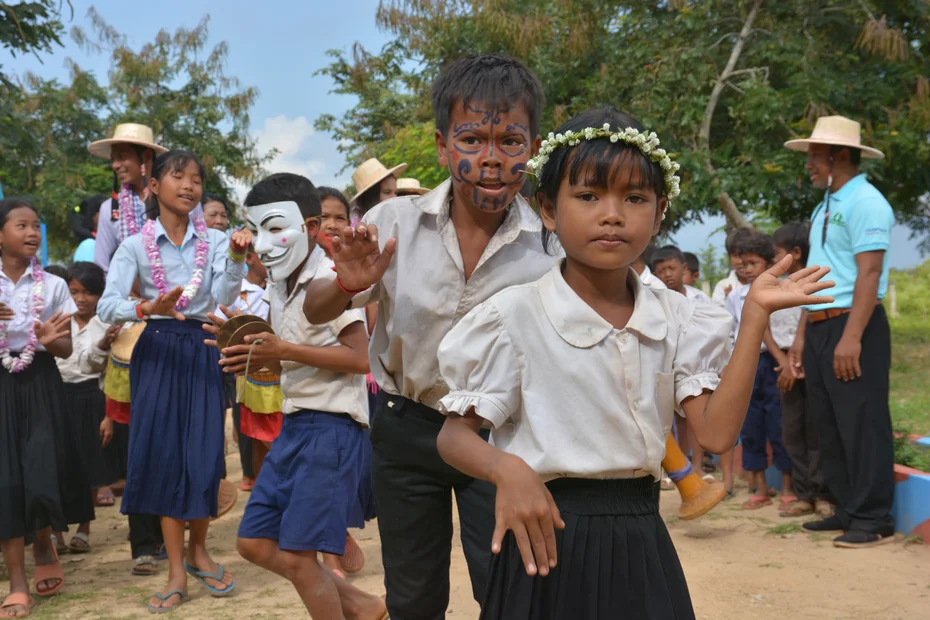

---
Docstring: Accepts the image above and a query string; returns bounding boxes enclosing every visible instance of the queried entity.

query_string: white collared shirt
[57,315,109,383]
[0,263,76,352]
[725,282,800,352]
[712,270,743,306]
[637,265,667,291]
[352,179,562,408]
[684,284,712,306]
[269,245,368,423]
[217,279,269,322]
[438,262,733,482]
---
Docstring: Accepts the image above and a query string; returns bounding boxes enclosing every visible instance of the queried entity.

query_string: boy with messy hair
[303,54,557,618]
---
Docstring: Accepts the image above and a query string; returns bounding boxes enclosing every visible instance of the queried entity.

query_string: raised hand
[202,305,241,347]
[229,228,252,256]
[745,256,834,316]
[329,223,397,293]
[97,324,122,352]
[491,453,565,577]
[140,286,185,320]
[0,302,14,321]
[34,312,72,347]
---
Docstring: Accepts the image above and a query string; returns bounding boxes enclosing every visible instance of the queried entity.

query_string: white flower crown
[527,123,682,205]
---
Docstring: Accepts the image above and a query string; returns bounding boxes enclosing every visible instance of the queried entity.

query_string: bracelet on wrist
[331,269,369,296]
[135,301,145,320]
[228,247,247,263]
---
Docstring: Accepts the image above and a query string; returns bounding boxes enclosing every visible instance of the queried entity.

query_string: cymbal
[215,314,265,350]
[228,320,274,350]
[110,322,147,365]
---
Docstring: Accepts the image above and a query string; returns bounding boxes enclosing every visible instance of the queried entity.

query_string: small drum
[110,321,147,365]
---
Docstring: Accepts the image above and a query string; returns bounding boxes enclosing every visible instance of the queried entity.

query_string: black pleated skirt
[0,353,95,539]
[481,477,695,620]
[64,379,125,489]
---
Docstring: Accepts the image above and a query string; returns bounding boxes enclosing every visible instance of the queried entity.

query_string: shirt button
[631,400,640,411]
[619,333,628,343]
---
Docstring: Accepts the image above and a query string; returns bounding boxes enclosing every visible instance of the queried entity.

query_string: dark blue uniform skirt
[481,477,695,620]
[121,320,224,521]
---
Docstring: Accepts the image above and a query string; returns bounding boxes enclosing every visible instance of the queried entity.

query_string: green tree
[0,0,68,84]
[317,0,930,238]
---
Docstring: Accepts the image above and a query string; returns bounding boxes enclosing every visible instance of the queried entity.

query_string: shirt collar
[539,261,668,348]
[418,178,542,235]
[826,173,867,203]
[0,258,38,284]
[154,217,208,245]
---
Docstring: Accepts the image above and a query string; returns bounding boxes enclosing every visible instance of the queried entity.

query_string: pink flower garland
[0,257,46,373]
[142,216,209,311]
[118,184,147,243]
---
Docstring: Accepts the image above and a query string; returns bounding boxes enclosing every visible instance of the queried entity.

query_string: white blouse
[57,315,110,383]
[0,263,76,352]
[438,262,733,482]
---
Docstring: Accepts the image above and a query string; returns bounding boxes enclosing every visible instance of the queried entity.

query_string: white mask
[245,201,311,283]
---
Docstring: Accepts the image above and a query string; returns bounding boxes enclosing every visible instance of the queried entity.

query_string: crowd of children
[0,51,843,620]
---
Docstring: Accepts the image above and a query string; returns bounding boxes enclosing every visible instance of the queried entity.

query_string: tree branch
[698,0,763,230]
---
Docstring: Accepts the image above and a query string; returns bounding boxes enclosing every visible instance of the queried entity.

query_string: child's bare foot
[0,592,35,619]
[147,577,187,612]
[185,548,235,595]
[346,593,387,620]
[32,537,63,595]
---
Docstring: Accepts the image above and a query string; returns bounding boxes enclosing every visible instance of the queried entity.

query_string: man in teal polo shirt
[785,115,895,548]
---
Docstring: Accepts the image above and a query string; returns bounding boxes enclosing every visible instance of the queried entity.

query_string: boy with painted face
[302,54,558,618]
[207,173,387,620]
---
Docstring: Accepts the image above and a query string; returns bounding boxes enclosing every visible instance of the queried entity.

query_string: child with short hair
[726,232,795,510]
[712,227,752,304]
[218,173,387,620]
[432,107,832,618]
[653,245,711,305]
[302,54,556,618]
[682,251,700,286]
[771,222,832,518]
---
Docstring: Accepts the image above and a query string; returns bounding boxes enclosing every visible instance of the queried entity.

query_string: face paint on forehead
[245,200,312,283]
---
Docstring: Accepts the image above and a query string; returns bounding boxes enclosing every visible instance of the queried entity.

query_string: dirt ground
[4,432,929,620]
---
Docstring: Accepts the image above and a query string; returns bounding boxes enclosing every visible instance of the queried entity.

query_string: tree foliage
[0,8,270,257]
[316,0,930,239]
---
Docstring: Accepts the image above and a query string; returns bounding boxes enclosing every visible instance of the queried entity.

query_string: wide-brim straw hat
[784,115,884,159]
[352,158,407,200]
[88,123,168,160]
[396,177,430,196]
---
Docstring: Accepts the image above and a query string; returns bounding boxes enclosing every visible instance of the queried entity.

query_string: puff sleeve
[437,301,522,429]
[673,302,733,407]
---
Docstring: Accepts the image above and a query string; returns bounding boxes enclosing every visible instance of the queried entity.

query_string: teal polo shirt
[805,174,893,311]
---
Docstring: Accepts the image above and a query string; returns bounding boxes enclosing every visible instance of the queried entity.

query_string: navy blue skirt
[121,320,225,520]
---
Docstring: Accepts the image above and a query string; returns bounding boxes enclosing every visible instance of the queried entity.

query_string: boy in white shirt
[712,227,752,305]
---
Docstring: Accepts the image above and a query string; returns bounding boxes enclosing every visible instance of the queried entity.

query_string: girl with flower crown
[432,108,835,619]
[97,150,251,614]
[0,198,97,618]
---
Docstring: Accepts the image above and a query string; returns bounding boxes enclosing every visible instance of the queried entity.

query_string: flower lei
[0,257,46,373]
[118,184,147,243]
[141,215,209,311]
[527,123,682,216]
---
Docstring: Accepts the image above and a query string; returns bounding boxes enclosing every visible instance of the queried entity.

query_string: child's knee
[279,549,321,583]
[237,537,269,564]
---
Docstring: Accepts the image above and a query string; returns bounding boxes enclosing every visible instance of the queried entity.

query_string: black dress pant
[128,513,163,559]
[803,306,895,533]
[370,393,496,620]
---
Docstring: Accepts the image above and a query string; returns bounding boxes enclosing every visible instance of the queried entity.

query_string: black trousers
[803,306,895,533]
[780,379,827,504]
[370,393,496,620]
[128,513,163,559]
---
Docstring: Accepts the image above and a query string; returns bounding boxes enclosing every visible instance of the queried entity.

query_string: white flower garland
[527,123,682,210]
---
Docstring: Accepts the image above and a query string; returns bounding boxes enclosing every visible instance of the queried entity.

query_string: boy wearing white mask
[205,173,387,619]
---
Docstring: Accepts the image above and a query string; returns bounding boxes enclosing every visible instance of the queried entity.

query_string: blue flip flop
[183,561,236,597]
[147,589,185,614]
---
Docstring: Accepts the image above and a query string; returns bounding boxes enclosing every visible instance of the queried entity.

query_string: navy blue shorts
[237,409,364,554]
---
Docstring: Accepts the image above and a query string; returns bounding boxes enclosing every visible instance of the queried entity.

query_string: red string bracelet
[331,266,369,295]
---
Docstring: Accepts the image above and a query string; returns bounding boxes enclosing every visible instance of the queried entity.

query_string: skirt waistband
[545,477,659,516]
[143,318,210,333]
[64,378,101,392]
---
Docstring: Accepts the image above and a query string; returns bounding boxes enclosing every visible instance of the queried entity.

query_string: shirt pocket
[654,372,675,436]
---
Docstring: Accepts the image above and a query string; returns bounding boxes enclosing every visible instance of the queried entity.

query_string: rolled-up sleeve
[437,302,522,429]
[673,303,733,407]
[97,241,140,324]
[210,230,245,309]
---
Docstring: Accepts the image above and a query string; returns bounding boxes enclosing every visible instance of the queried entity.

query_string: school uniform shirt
[57,315,108,383]
[0,265,77,352]
[684,284,712,306]
[805,173,894,311]
[217,279,269,322]
[712,270,742,306]
[438,262,733,481]
[770,307,801,350]
[637,265,667,291]
[97,217,243,324]
[269,245,368,424]
[349,178,562,409]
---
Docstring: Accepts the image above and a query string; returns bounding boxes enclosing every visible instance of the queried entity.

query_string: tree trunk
[698,0,763,231]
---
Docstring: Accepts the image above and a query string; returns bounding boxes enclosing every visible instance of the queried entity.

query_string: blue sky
[7,0,925,267]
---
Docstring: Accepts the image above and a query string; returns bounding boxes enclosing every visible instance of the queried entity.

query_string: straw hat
[88,123,168,160]
[784,116,884,159]
[352,158,407,200]
[396,178,430,196]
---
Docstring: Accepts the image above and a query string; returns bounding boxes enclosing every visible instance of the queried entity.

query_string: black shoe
[833,529,895,548]
[803,515,844,532]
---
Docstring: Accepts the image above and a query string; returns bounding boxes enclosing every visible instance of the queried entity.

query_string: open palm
[329,223,396,292]
[746,256,834,314]
[35,312,71,347]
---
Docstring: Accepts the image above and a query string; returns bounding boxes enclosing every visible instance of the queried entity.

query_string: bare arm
[833,251,883,381]
[302,278,355,324]
[45,335,73,359]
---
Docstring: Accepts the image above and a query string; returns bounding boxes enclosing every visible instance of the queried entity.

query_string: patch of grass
[903,534,924,547]
[889,263,930,436]
[807,533,833,543]
[766,522,803,535]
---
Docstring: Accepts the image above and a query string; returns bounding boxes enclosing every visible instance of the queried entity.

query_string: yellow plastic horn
[662,434,727,520]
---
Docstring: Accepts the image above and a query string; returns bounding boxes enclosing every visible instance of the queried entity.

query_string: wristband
[135,301,145,320]
[228,247,246,263]
[330,267,369,295]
